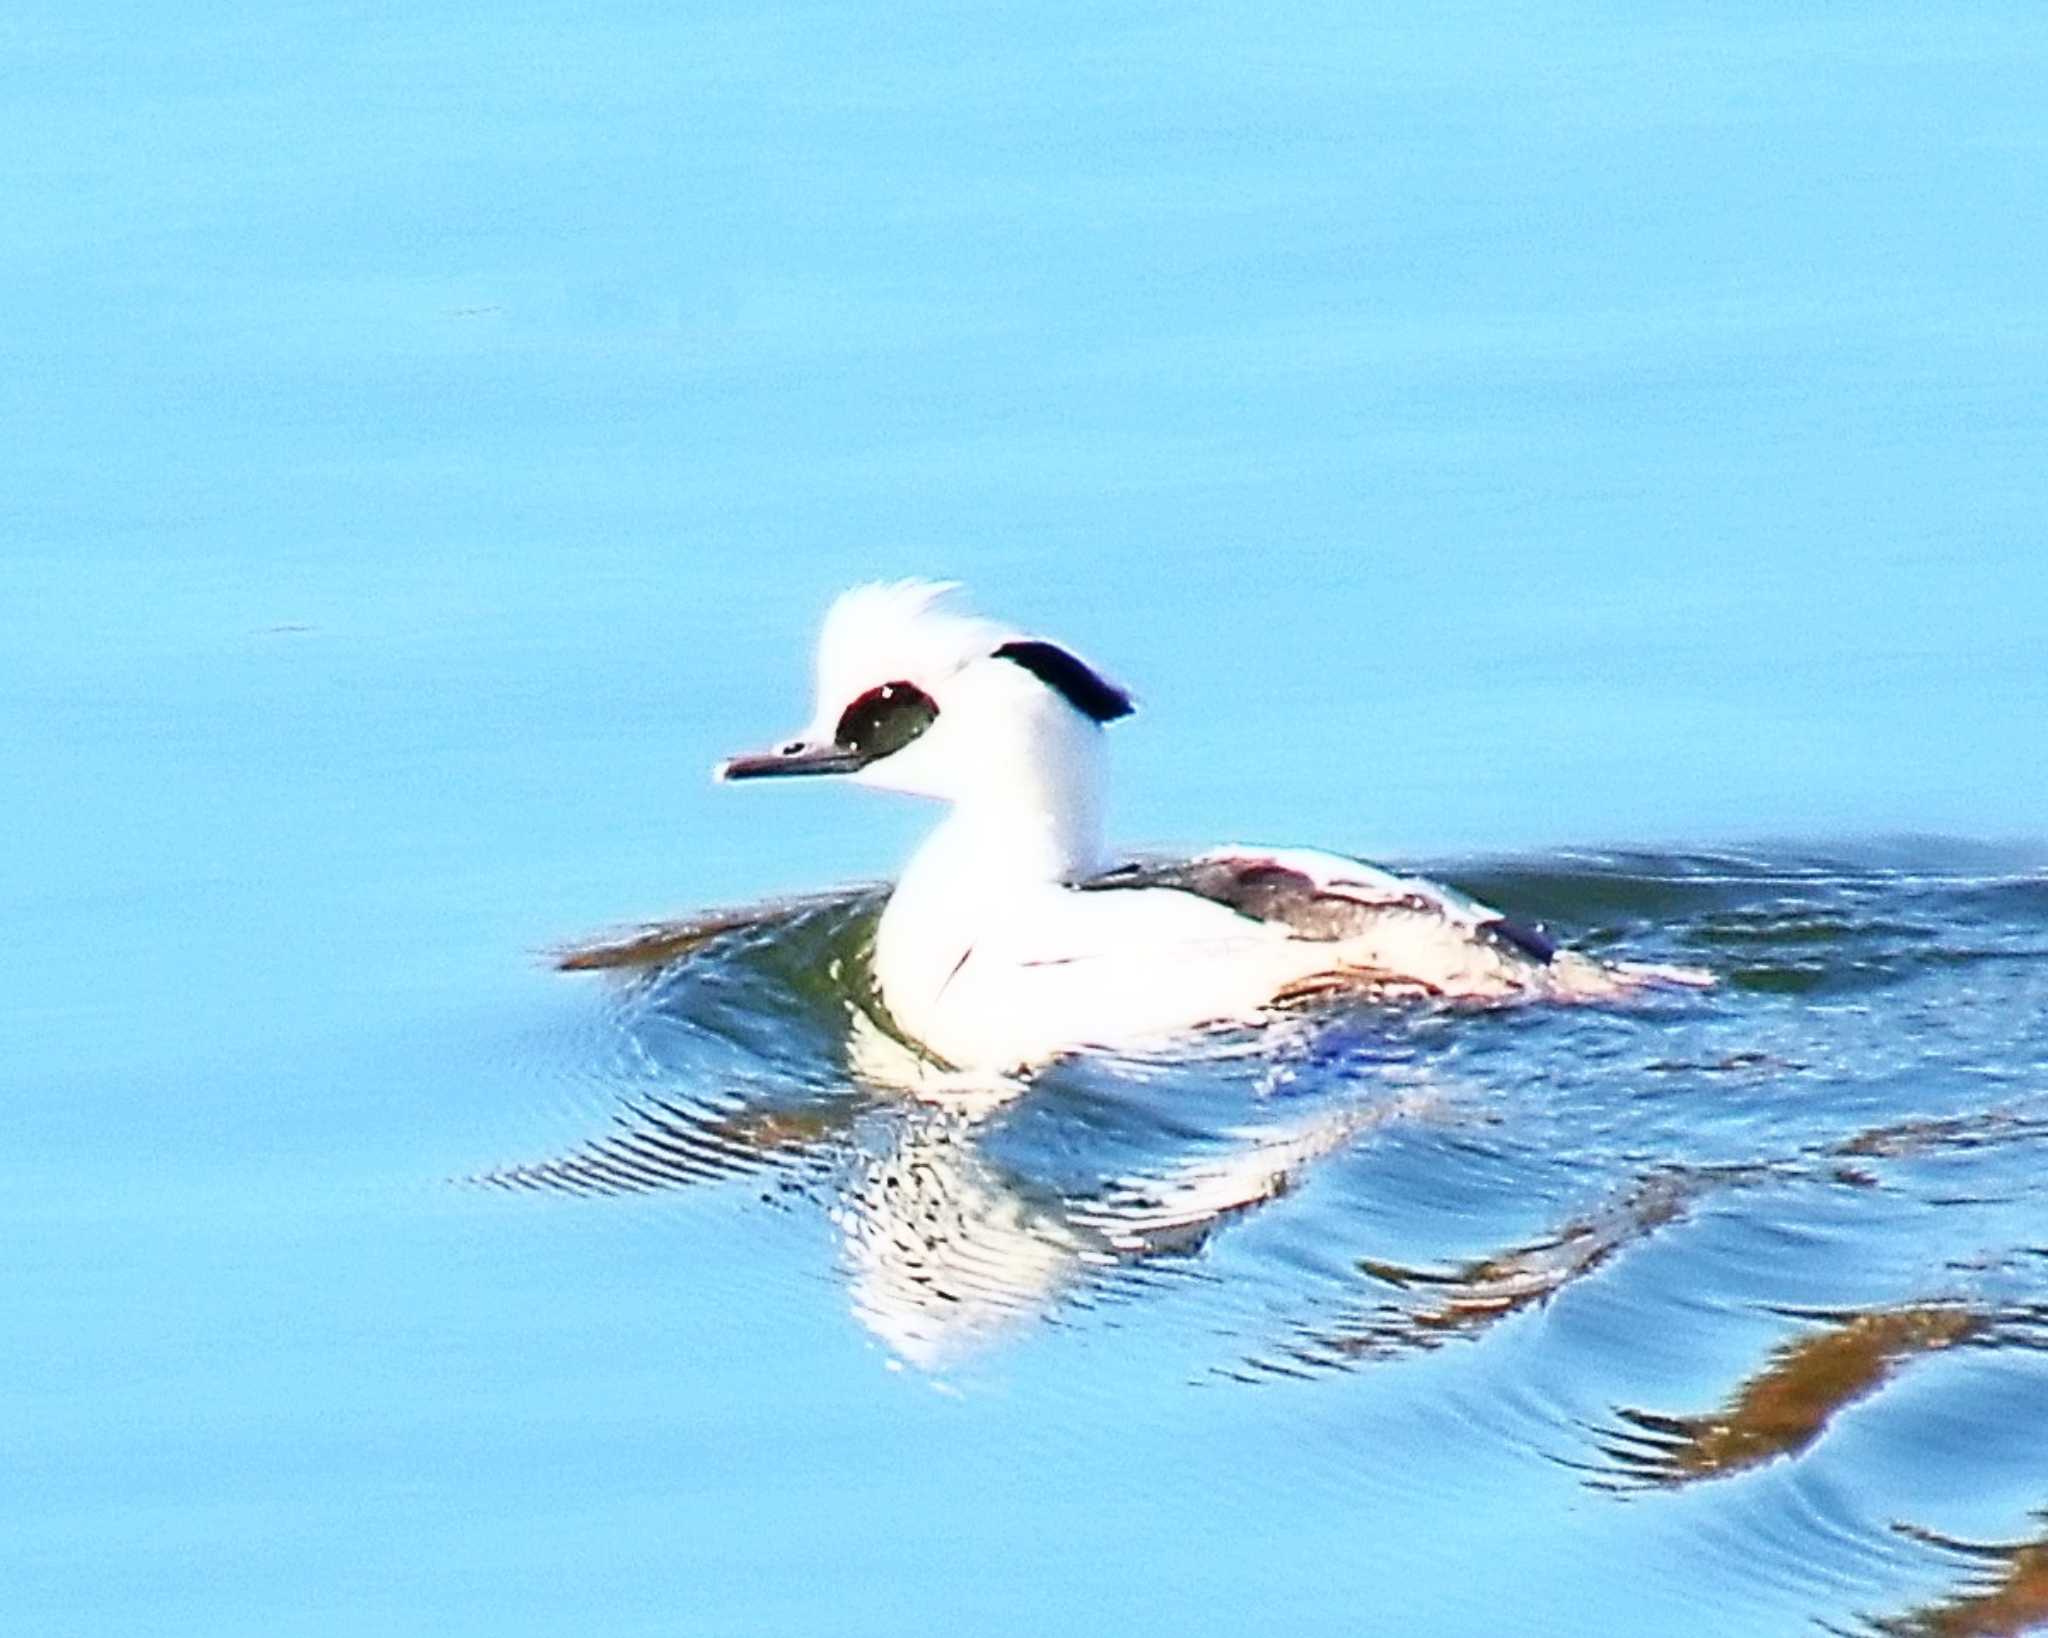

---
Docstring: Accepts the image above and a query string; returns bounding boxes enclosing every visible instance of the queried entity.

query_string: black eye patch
[834,680,939,762]
[993,640,1133,723]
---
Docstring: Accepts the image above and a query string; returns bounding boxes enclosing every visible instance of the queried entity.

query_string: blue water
[7,5,2048,1634]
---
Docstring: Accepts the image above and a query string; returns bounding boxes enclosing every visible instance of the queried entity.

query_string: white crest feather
[814,579,1019,714]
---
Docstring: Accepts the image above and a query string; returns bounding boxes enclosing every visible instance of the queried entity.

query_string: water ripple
[482,843,2048,1627]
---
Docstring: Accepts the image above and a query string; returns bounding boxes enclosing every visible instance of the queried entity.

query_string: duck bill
[717,740,868,781]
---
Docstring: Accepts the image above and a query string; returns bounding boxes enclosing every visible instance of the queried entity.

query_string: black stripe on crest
[993,639,1134,723]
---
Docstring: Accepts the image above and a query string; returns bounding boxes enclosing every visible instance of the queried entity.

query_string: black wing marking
[1476,916,1559,964]
[1078,857,1435,943]
[1078,855,1556,964]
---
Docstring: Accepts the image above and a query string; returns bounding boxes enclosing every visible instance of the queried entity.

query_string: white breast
[876,879,1289,1068]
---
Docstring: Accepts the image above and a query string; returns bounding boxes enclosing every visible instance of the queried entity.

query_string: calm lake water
[8,5,2048,1634]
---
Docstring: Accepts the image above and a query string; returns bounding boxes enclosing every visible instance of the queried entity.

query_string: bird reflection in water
[499,891,1418,1367]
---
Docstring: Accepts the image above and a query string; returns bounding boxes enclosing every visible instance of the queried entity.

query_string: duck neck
[871,724,1109,1036]
[903,726,1110,897]
[915,793,1103,897]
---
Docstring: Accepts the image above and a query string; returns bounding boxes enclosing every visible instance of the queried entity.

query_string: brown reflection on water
[1595,1305,1981,1489]
[1249,1164,1772,1373]
[1357,1173,1696,1340]
[1832,1109,2048,1161]
[1866,1516,2048,1637]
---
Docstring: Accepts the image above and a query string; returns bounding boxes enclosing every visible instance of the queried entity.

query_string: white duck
[719,580,1700,1071]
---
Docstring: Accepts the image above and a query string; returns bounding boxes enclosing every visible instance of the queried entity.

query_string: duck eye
[834,680,938,761]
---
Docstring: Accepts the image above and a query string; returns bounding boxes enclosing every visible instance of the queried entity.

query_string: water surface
[7,3,2048,1633]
